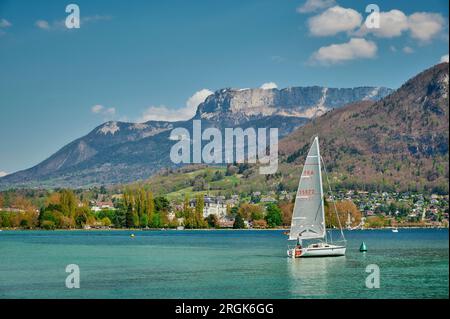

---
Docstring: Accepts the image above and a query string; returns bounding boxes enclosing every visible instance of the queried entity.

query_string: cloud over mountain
[308,6,362,36]
[311,38,377,65]
[139,89,213,122]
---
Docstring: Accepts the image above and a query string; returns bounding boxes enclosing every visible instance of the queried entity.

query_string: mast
[316,136,326,242]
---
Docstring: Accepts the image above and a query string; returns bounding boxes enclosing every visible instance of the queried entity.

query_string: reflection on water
[287,256,346,298]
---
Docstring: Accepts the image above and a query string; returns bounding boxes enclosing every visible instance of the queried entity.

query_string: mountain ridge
[0,84,393,189]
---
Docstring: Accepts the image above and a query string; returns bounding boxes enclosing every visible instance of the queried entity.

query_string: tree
[194,195,207,228]
[101,217,112,227]
[279,202,294,226]
[238,203,263,220]
[113,206,127,228]
[265,203,282,228]
[60,189,77,217]
[146,191,154,223]
[233,214,245,229]
[325,200,362,228]
[212,170,224,181]
[1,212,11,228]
[125,203,136,228]
[140,214,149,227]
[74,206,89,228]
[229,206,239,217]
[206,214,218,228]
[136,188,146,219]
[154,196,169,213]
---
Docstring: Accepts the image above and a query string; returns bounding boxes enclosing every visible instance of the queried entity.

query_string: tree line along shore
[0,186,448,230]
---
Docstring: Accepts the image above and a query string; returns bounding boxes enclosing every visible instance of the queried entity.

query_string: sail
[289,137,326,241]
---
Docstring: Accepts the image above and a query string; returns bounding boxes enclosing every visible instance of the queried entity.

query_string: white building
[190,195,227,218]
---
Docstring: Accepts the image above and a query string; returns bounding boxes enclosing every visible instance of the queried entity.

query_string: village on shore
[0,186,448,230]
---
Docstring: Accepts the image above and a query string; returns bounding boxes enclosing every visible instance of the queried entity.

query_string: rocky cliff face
[195,86,392,122]
[0,84,392,189]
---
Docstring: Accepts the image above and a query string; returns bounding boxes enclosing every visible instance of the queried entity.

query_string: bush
[41,220,56,230]
[252,219,267,229]
[101,217,112,227]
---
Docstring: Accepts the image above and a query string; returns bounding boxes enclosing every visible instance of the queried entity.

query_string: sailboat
[287,136,346,258]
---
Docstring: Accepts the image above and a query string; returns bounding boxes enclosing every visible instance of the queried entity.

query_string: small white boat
[288,242,346,258]
[392,228,399,233]
[287,136,346,258]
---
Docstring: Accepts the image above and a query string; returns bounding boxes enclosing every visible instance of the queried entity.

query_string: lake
[0,228,448,298]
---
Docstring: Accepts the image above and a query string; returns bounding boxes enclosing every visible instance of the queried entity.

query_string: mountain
[136,63,449,199]
[194,86,391,123]
[0,85,391,190]
[279,63,449,193]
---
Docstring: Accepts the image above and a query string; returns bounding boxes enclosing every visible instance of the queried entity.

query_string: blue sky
[0,0,448,175]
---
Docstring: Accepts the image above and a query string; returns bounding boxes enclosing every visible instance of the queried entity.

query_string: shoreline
[1,226,448,231]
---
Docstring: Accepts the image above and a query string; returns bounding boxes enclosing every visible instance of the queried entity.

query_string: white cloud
[440,54,449,63]
[260,82,278,90]
[81,15,112,24]
[356,10,409,38]
[311,38,377,65]
[186,89,214,111]
[408,12,445,42]
[36,15,112,31]
[271,55,285,63]
[0,18,12,28]
[0,171,8,177]
[308,6,362,36]
[35,20,50,30]
[297,0,335,14]
[139,89,213,122]
[91,105,116,119]
[402,46,414,54]
[91,105,104,113]
[353,10,445,44]
[139,105,192,122]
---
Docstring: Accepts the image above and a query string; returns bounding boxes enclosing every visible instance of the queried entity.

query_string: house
[91,201,115,212]
[218,218,234,228]
[260,196,276,203]
[190,195,227,218]
[167,211,176,221]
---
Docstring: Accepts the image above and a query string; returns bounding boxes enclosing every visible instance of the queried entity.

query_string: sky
[0,0,448,175]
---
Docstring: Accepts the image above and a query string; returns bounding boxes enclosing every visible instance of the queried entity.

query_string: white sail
[289,136,326,241]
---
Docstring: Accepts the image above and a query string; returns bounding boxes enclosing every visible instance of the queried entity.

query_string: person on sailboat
[296,238,303,249]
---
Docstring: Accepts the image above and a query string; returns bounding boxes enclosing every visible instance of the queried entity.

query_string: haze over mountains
[0,85,392,189]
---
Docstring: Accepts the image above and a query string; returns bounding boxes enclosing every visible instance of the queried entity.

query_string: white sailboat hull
[287,243,346,258]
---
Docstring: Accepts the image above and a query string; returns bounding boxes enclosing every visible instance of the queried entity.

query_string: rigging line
[321,155,346,242]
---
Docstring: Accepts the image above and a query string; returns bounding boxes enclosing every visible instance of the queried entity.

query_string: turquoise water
[0,229,448,299]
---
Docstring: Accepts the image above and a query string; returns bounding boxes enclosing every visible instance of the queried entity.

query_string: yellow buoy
[130,234,135,238]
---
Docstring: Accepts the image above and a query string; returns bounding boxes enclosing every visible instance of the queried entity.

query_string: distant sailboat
[287,136,346,258]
